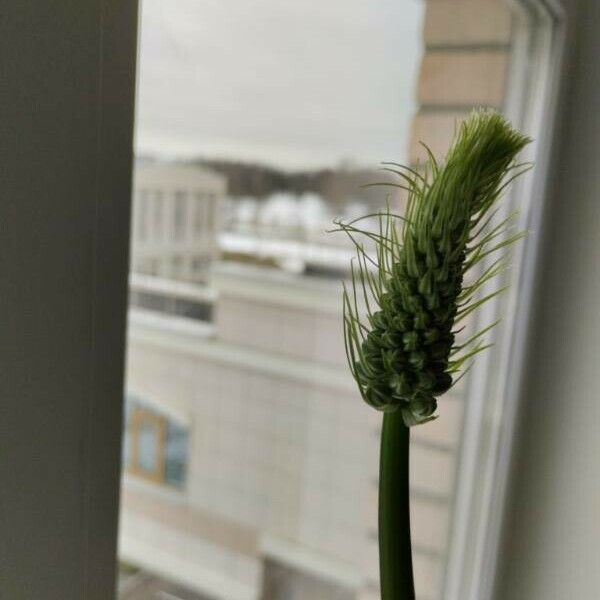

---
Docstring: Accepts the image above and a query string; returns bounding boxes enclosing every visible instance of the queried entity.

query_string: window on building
[164,421,188,488]
[136,190,149,242]
[124,399,189,489]
[122,1,556,599]
[129,288,213,323]
[191,256,209,273]
[153,192,163,240]
[205,199,214,233]
[174,191,187,240]
[171,255,183,275]
[149,259,160,276]
[194,194,205,234]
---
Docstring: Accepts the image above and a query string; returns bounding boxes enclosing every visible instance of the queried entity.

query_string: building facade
[120,1,516,598]
[121,260,464,600]
[130,162,226,284]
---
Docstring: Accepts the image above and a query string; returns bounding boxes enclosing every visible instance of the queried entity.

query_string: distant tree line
[190,158,392,209]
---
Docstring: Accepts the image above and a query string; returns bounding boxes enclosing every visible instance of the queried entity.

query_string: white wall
[495,0,600,598]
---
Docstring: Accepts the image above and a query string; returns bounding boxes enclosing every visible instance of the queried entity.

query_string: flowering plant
[334,111,530,599]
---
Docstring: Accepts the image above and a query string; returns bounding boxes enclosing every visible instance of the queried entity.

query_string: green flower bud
[339,110,529,426]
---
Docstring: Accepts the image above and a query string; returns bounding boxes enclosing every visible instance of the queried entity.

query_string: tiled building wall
[410,0,512,164]
[123,266,470,600]
[124,328,380,567]
[216,295,346,367]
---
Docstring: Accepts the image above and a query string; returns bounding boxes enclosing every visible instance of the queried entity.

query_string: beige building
[120,2,517,598]
[121,261,464,600]
[130,162,226,284]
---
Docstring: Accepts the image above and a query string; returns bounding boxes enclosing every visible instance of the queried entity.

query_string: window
[171,254,183,275]
[205,196,214,232]
[165,420,188,487]
[136,190,149,242]
[129,289,213,323]
[153,191,163,240]
[3,1,582,598]
[149,258,160,276]
[191,256,209,273]
[194,194,205,234]
[120,1,564,599]
[124,399,189,489]
[173,191,187,240]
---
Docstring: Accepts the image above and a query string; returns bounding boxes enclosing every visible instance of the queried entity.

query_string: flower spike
[337,110,530,427]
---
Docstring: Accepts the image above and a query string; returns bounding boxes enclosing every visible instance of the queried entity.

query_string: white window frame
[443,2,572,599]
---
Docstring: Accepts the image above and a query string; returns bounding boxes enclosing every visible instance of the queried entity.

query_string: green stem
[379,410,414,600]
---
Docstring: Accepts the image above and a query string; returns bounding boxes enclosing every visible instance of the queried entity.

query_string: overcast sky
[134,0,424,171]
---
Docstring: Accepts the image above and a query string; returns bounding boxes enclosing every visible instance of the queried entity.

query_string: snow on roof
[259,192,301,227]
[298,192,329,227]
[235,197,259,223]
[230,191,334,231]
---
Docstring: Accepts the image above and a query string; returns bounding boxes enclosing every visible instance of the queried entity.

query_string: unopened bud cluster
[341,111,530,426]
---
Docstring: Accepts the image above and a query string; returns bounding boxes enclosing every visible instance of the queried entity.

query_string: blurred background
[116,1,586,600]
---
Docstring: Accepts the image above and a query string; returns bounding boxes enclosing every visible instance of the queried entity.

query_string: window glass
[194,195,205,233]
[153,192,163,239]
[171,255,183,275]
[135,190,148,242]
[165,422,189,487]
[174,191,187,240]
[137,419,160,473]
[124,398,189,486]
[121,1,530,598]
